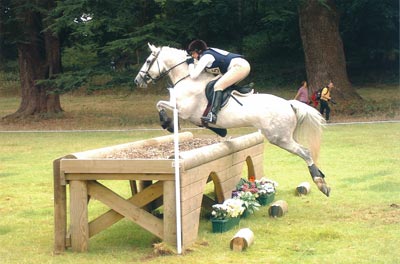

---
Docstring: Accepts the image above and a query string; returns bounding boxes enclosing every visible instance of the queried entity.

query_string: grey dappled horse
[134,44,330,196]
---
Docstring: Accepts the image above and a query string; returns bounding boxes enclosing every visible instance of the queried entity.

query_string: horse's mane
[160,46,187,57]
[159,45,214,82]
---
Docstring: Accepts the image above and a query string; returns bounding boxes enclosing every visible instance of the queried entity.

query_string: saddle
[201,80,254,137]
[204,80,254,108]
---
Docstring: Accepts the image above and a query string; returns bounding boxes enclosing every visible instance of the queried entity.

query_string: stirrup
[201,112,217,124]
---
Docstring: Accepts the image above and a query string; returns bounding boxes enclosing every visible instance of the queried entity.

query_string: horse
[134,43,330,197]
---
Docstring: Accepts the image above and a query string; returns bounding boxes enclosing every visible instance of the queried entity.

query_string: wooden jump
[53,131,264,253]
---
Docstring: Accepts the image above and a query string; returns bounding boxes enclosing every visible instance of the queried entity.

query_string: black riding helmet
[187,39,208,54]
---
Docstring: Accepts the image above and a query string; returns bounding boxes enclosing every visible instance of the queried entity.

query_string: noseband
[139,47,189,86]
[138,48,162,84]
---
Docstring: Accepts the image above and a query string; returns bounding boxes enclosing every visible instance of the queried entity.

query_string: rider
[186,39,251,124]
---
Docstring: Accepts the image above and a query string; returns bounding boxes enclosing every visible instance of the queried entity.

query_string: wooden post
[163,180,177,246]
[70,180,89,252]
[129,180,138,195]
[138,180,154,211]
[53,158,67,253]
[230,228,254,251]
[268,200,288,218]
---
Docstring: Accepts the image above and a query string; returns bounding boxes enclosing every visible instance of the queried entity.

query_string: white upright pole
[169,88,182,254]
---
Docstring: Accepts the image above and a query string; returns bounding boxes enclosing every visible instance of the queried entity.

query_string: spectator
[294,81,309,104]
[319,81,334,121]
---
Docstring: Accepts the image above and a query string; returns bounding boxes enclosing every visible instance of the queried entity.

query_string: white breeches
[214,58,251,91]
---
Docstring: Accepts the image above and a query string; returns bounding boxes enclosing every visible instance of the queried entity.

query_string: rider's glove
[186,57,194,64]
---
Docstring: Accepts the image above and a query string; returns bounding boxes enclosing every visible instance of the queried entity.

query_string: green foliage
[338,0,399,67]
[38,71,89,94]
[1,0,398,93]
[62,44,99,70]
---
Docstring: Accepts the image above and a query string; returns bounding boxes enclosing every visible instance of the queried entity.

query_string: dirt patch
[104,137,225,159]
[350,204,400,224]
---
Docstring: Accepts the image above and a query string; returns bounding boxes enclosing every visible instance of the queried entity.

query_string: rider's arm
[188,54,215,79]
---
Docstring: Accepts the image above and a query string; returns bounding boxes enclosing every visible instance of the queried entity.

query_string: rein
[139,47,189,86]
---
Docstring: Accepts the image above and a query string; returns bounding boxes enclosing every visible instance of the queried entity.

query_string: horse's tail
[289,100,326,163]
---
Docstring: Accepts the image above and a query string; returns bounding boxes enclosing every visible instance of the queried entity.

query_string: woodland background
[0,0,398,119]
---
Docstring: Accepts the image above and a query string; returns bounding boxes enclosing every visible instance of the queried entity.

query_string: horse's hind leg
[308,164,330,197]
[265,134,330,197]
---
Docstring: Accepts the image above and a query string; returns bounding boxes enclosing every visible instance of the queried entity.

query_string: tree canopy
[1,0,398,96]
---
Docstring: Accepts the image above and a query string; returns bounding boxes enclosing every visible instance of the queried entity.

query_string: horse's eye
[146,59,151,64]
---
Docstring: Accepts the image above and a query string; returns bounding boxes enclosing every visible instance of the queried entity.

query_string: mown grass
[0,82,399,131]
[0,123,399,264]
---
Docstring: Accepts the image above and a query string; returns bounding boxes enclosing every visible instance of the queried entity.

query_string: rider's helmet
[187,39,208,54]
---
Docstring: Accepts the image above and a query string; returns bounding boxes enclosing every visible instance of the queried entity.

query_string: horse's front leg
[156,100,175,133]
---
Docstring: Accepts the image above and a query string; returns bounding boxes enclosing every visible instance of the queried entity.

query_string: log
[268,200,288,218]
[230,228,254,251]
[296,182,311,196]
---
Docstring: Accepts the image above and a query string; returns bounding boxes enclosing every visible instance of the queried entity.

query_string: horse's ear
[148,43,156,52]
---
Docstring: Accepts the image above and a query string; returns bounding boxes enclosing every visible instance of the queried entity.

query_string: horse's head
[134,43,164,88]
[134,43,188,88]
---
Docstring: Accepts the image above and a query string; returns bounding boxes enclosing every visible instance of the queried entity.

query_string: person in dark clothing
[186,39,251,124]
[319,81,334,121]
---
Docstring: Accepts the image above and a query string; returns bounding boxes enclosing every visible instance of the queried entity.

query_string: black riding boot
[201,90,222,124]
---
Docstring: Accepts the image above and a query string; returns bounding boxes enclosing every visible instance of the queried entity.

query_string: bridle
[138,47,189,86]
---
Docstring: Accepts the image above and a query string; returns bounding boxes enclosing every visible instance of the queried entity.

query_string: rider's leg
[201,62,250,124]
[201,90,222,124]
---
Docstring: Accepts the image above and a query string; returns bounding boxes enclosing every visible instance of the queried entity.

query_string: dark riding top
[201,48,243,75]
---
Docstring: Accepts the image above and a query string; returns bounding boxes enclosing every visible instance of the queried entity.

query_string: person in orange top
[319,81,334,121]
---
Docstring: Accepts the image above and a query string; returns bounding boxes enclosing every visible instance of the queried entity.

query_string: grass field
[0,83,399,131]
[0,76,399,263]
[0,123,399,264]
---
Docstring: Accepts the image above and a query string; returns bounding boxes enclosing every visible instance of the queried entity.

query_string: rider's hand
[186,57,194,64]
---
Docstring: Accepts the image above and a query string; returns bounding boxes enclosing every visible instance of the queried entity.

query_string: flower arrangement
[211,198,244,220]
[234,177,278,207]
[235,191,260,215]
[255,177,278,198]
[235,177,277,198]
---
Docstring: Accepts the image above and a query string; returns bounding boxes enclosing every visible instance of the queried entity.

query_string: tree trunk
[0,4,4,65]
[3,0,62,120]
[298,0,361,101]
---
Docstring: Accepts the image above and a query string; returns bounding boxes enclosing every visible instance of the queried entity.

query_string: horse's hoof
[161,119,172,129]
[313,177,331,197]
[320,185,331,197]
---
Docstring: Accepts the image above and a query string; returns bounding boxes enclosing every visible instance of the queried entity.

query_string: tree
[298,0,361,100]
[3,0,62,119]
